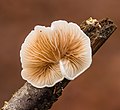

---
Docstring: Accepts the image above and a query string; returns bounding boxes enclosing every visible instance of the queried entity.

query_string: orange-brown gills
[20,20,92,88]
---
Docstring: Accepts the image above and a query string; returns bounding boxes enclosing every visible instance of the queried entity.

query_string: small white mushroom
[20,20,92,88]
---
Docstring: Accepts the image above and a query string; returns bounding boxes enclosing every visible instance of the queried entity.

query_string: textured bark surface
[1,18,117,110]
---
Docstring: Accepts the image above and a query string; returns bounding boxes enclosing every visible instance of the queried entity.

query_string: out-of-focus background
[0,0,120,110]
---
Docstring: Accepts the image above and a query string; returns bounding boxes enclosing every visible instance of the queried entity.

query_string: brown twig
[1,18,117,110]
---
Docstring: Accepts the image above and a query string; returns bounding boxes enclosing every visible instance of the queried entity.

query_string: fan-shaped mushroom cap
[20,20,92,88]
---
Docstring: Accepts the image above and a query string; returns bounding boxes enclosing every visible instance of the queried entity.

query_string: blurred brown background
[0,0,120,110]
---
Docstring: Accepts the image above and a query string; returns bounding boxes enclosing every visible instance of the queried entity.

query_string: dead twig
[1,18,117,110]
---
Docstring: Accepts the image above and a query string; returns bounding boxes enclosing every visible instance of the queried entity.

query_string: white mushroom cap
[20,20,92,88]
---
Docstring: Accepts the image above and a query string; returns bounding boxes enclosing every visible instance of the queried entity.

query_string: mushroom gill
[20,20,92,88]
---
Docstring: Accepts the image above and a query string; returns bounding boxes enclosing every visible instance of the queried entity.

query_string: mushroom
[20,20,92,88]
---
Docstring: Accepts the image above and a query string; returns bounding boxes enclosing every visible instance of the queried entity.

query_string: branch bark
[1,18,117,110]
